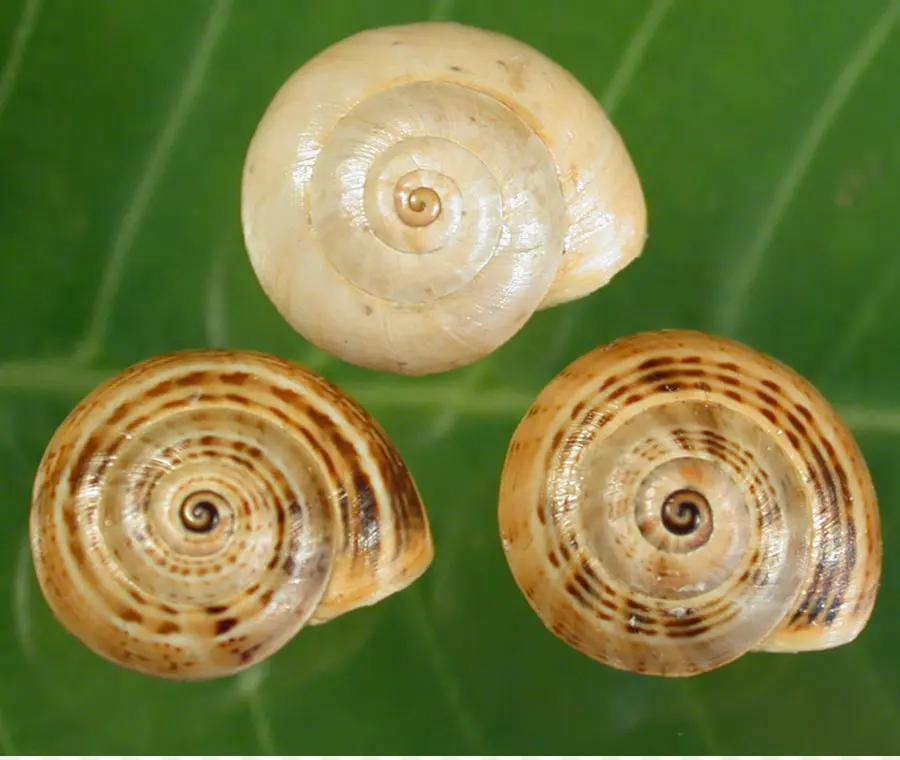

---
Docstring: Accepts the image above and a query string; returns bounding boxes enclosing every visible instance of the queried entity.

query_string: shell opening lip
[660,488,711,537]
[179,493,221,534]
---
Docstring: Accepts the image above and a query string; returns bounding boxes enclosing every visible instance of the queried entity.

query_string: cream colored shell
[499,330,882,676]
[241,22,646,375]
[29,350,433,680]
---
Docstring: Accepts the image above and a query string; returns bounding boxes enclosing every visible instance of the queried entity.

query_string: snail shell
[29,349,432,680]
[241,22,646,375]
[498,330,881,676]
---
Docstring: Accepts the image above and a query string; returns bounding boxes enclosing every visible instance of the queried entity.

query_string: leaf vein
[816,256,900,381]
[714,0,900,335]
[0,0,41,127]
[72,0,234,363]
[204,236,232,347]
[836,405,900,435]
[405,586,488,753]
[13,535,37,669]
[3,356,900,438]
[540,0,675,370]
[235,665,276,754]
[419,362,494,444]
[428,0,456,22]
[601,0,674,113]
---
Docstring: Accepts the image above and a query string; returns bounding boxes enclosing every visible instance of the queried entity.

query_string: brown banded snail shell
[241,21,646,376]
[29,349,433,680]
[498,329,882,676]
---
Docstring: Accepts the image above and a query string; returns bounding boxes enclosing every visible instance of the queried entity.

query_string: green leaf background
[1,0,898,753]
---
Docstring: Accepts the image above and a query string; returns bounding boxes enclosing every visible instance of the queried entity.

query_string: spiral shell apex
[29,350,433,680]
[498,330,881,677]
[241,22,646,375]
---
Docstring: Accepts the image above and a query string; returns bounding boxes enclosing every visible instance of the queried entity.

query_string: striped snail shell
[29,349,432,680]
[241,21,646,376]
[498,330,882,676]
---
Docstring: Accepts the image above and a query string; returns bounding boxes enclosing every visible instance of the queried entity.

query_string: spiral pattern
[309,80,562,307]
[499,330,881,676]
[30,350,432,680]
[241,22,646,375]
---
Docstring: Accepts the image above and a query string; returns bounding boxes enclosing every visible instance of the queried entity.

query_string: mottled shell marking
[30,350,433,680]
[241,22,646,375]
[498,330,881,676]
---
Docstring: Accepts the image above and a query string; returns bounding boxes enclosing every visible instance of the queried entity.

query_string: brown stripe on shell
[544,415,776,618]
[499,330,880,677]
[555,334,864,632]
[561,551,747,642]
[67,358,426,623]
[29,349,433,681]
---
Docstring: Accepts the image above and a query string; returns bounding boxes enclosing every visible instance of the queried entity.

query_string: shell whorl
[498,330,881,676]
[29,350,433,680]
[241,22,646,375]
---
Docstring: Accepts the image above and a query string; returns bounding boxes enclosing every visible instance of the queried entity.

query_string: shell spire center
[661,488,711,537]
[394,175,442,227]
[179,492,222,534]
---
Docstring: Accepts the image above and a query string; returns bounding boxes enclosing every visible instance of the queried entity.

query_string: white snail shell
[498,330,882,676]
[29,350,433,680]
[241,22,646,375]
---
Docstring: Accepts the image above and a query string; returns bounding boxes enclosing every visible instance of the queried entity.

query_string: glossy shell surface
[242,21,646,375]
[498,330,881,676]
[30,350,433,680]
